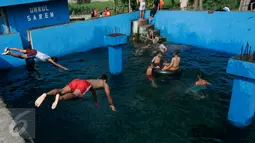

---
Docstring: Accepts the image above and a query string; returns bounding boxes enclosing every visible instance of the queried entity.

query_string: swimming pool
[1,43,254,143]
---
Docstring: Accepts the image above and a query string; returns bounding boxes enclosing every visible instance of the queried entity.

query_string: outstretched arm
[104,83,116,111]
[47,58,69,71]
[7,48,26,53]
[151,57,156,63]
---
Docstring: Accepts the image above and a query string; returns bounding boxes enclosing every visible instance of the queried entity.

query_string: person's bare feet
[51,94,60,109]
[35,93,47,107]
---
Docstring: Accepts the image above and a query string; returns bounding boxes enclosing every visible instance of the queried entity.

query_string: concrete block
[104,33,127,74]
[138,24,154,34]
[104,33,127,46]
[228,78,255,128]
[227,58,255,80]
[132,19,149,34]
[226,58,255,128]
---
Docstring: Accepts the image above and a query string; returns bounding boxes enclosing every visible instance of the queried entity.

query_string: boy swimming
[2,47,69,71]
[162,51,180,71]
[186,72,211,98]
[137,0,145,19]
[195,72,211,86]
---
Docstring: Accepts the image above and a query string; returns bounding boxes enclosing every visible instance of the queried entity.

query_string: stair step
[139,35,166,44]
[132,19,149,34]
[141,29,160,37]
[137,19,149,26]
[138,24,154,34]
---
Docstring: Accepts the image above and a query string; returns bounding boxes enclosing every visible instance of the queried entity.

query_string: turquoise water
[0,43,254,143]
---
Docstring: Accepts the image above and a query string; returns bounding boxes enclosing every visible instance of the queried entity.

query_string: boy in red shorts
[34,74,116,111]
[146,63,157,88]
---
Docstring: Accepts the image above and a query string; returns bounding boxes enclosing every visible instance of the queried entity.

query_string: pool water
[1,43,254,143]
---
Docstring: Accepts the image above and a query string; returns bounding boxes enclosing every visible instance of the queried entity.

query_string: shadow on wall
[152,11,255,55]
[29,12,140,58]
[0,33,25,69]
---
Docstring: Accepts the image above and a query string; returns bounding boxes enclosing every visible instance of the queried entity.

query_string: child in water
[146,63,157,88]
[186,72,211,99]
[163,59,169,68]
[195,72,211,86]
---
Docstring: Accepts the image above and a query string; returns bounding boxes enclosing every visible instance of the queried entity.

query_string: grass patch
[69,1,114,15]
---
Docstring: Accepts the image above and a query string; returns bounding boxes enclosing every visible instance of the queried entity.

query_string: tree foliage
[116,0,241,10]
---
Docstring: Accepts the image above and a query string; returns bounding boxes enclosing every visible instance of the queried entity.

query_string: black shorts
[150,7,157,17]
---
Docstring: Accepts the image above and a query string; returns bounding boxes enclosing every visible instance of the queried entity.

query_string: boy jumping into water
[162,51,180,71]
[34,74,116,111]
[137,0,145,19]
[2,47,69,71]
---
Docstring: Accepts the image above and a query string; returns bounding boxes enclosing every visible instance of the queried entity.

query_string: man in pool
[151,51,163,67]
[2,47,69,71]
[34,74,116,111]
[162,51,180,71]
[186,72,211,98]
[195,72,211,86]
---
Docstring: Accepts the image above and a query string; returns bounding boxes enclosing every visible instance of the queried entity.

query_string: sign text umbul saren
[27,5,54,22]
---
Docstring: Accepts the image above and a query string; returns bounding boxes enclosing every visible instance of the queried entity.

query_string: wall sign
[27,5,54,21]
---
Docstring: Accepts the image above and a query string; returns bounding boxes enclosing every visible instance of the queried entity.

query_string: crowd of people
[145,48,211,97]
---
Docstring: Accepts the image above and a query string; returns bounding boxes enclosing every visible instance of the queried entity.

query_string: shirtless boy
[34,74,116,111]
[2,47,69,71]
[195,72,211,86]
[137,0,146,19]
[146,63,157,87]
[151,51,163,67]
[162,51,180,71]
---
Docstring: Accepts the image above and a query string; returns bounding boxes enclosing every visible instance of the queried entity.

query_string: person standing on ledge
[2,46,69,71]
[180,0,189,10]
[34,74,116,111]
[137,0,146,19]
[149,0,160,21]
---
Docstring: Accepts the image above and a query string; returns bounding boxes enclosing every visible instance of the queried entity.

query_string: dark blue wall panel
[0,33,25,68]
[5,0,70,47]
[152,11,255,54]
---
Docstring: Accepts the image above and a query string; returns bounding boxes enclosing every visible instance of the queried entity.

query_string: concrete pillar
[104,33,127,74]
[226,58,255,128]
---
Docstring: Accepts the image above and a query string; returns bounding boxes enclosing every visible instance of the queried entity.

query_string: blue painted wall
[0,0,50,7]
[0,16,7,34]
[2,11,255,69]
[6,0,70,47]
[29,12,139,58]
[152,11,255,54]
[0,33,25,68]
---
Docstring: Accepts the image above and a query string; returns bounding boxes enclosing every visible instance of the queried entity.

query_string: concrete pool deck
[0,97,25,143]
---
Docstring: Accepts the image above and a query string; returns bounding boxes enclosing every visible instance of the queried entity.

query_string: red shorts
[146,74,153,79]
[67,79,91,95]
